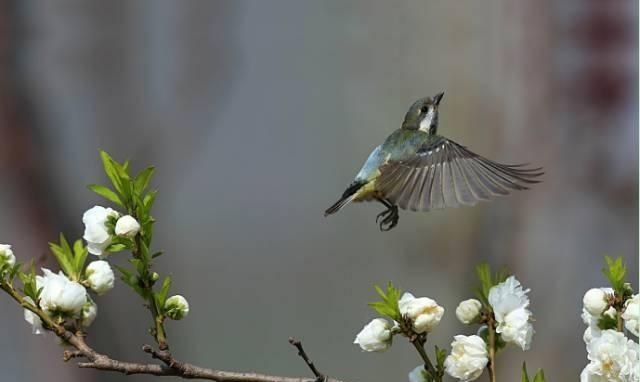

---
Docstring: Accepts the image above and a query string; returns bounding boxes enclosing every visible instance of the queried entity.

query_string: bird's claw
[377,205,399,231]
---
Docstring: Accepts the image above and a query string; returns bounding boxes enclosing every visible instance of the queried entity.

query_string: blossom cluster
[352,272,536,382]
[20,261,113,334]
[13,202,189,336]
[16,205,129,334]
[580,283,639,381]
[444,275,534,382]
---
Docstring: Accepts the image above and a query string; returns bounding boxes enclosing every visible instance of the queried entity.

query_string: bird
[324,92,543,231]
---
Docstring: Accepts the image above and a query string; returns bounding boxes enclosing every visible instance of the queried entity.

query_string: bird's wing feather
[375,138,543,211]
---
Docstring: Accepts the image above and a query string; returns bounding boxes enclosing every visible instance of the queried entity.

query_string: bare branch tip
[63,350,84,362]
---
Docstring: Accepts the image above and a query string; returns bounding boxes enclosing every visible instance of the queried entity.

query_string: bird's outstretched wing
[375,137,543,211]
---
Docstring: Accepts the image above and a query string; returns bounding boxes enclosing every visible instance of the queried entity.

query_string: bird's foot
[376,205,399,231]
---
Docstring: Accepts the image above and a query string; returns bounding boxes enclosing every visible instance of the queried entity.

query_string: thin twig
[487,315,497,382]
[63,350,85,362]
[288,338,326,382]
[410,337,438,381]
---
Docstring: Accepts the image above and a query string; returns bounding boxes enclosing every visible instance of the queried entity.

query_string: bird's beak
[433,92,444,106]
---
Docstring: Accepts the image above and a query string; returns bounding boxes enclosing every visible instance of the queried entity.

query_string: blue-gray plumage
[325,92,543,231]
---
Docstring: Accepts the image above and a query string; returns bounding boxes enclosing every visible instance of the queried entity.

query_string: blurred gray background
[0,1,637,381]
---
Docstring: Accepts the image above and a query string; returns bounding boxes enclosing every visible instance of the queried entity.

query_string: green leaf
[368,282,402,321]
[367,301,395,318]
[19,262,39,301]
[155,276,172,309]
[111,156,131,182]
[139,240,151,264]
[143,190,158,212]
[128,258,145,274]
[100,150,125,194]
[533,369,546,382]
[597,313,618,330]
[114,264,132,279]
[602,256,626,294]
[435,345,447,369]
[114,265,145,297]
[475,263,510,305]
[8,262,21,281]
[88,184,123,207]
[73,239,89,273]
[106,243,128,253]
[49,234,75,278]
[522,363,530,382]
[134,166,155,194]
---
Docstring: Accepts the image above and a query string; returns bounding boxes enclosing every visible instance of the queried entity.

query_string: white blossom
[622,294,639,337]
[164,295,189,320]
[581,329,638,382]
[353,318,392,352]
[398,292,444,333]
[499,307,534,350]
[83,206,119,255]
[81,298,98,327]
[37,268,87,317]
[115,215,140,237]
[23,297,44,335]
[85,260,115,295]
[583,327,596,344]
[456,299,482,325]
[408,365,427,382]
[583,288,609,316]
[488,276,534,350]
[0,244,15,268]
[581,288,619,344]
[444,335,488,382]
[582,307,604,344]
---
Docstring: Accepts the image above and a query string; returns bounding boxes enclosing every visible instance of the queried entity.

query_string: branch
[3,280,351,382]
[70,332,347,382]
[410,337,438,381]
[487,315,497,382]
[288,338,326,382]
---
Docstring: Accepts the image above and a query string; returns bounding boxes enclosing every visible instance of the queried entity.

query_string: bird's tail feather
[324,194,356,216]
[324,181,365,216]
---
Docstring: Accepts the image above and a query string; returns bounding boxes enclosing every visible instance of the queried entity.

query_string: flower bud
[81,298,98,327]
[115,215,141,237]
[23,297,44,335]
[85,260,115,295]
[151,272,160,282]
[37,268,87,317]
[408,365,427,382]
[164,295,189,320]
[398,292,444,333]
[622,294,639,337]
[353,318,392,352]
[603,306,617,319]
[0,244,16,268]
[83,206,119,255]
[456,299,482,324]
[583,288,608,316]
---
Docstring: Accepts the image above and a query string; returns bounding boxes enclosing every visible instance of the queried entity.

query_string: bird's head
[402,92,444,134]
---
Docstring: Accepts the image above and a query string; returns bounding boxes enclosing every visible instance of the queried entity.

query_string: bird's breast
[352,181,382,202]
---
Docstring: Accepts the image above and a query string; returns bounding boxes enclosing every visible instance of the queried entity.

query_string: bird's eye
[420,106,429,113]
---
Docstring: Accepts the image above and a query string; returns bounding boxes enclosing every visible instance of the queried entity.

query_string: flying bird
[325,92,543,231]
